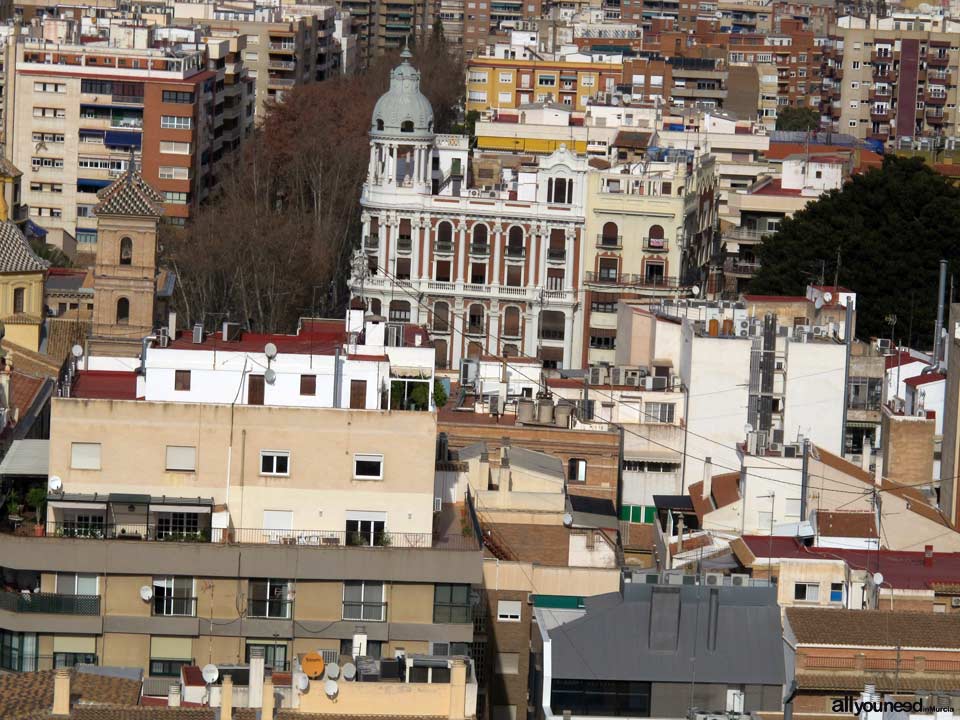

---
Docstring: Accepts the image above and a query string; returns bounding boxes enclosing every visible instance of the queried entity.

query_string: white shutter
[70,443,101,470]
[262,510,293,531]
[165,446,196,472]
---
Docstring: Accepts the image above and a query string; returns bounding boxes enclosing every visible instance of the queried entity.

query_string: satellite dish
[323,679,339,699]
[691,285,701,297]
[325,662,340,680]
[48,476,62,492]
[562,512,574,527]
[264,342,278,359]
[301,652,325,680]
[294,672,309,691]
[873,572,884,586]
[264,368,277,385]
[823,291,834,304]
[342,663,356,681]
[139,585,154,602]
[71,344,83,358]
[622,93,632,104]
[201,664,219,685]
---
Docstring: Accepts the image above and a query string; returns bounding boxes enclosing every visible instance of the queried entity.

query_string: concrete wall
[882,408,934,490]
[783,339,846,454]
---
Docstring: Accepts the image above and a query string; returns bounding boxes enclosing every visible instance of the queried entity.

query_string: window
[354,453,383,480]
[537,74,556,87]
[793,582,819,601]
[119,236,133,265]
[785,497,802,517]
[174,370,191,391]
[568,458,587,483]
[343,581,385,621]
[160,141,191,154]
[56,573,98,596]
[34,82,66,93]
[260,451,290,476]
[163,192,188,204]
[499,71,513,83]
[156,512,200,539]
[70,442,101,470]
[158,166,189,180]
[497,599,521,622]
[31,157,64,169]
[149,637,193,677]
[12,288,24,314]
[468,71,489,83]
[498,92,512,103]
[852,61,861,70]
[551,679,651,716]
[153,577,195,616]
[346,510,386,546]
[830,582,844,603]
[162,90,194,104]
[434,584,471,623]
[246,642,288,671]
[165,446,196,472]
[248,579,291,618]
[646,402,675,423]
[467,91,487,103]
[32,107,66,118]
[300,375,316,396]
[160,115,192,129]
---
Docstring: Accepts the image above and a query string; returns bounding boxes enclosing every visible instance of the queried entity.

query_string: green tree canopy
[775,106,820,132]
[750,155,960,348]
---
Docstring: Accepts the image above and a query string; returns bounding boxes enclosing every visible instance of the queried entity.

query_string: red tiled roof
[347,354,388,361]
[814,510,878,538]
[71,370,139,400]
[167,329,345,356]
[688,472,740,521]
[885,350,919,370]
[752,179,803,197]
[905,373,945,388]
[765,143,882,170]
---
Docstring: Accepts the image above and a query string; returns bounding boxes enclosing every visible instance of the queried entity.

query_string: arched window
[370,298,382,316]
[401,120,414,133]
[12,287,24,314]
[116,297,130,325]
[507,226,524,258]
[472,224,488,248]
[649,224,665,239]
[601,222,619,247]
[437,221,453,246]
[433,301,450,332]
[467,304,484,335]
[376,119,384,131]
[119,237,133,265]
[389,300,411,322]
[647,224,665,250]
[503,306,521,337]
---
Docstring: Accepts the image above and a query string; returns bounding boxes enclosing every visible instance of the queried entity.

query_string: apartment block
[335,0,431,65]
[821,15,960,144]
[461,0,542,56]
[3,36,224,252]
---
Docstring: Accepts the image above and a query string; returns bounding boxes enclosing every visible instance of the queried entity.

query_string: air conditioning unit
[610,368,622,385]
[784,444,800,458]
[730,573,750,586]
[192,323,204,344]
[666,573,685,585]
[705,572,724,586]
[651,376,668,390]
[951,597,960,608]
[589,366,606,385]
[434,497,442,513]
[739,320,750,331]
[813,326,824,336]
[768,441,782,453]
[467,189,481,197]
[877,338,892,350]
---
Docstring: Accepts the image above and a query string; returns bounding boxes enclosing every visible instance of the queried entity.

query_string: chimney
[701,456,713,501]
[924,545,934,567]
[220,675,233,720]
[261,673,275,720]
[248,646,265,708]
[861,443,871,473]
[168,682,181,707]
[52,668,70,716]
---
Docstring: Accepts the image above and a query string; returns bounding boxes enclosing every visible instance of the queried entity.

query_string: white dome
[370,49,434,139]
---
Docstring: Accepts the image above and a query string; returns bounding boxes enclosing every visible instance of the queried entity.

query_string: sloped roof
[0,668,142,719]
[0,222,49,274]
[814,510,878,538]
[94,168,164,218]
[786,607,960,648]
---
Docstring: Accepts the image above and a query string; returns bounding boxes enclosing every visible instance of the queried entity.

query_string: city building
[0,218,48,353]
[941,302,960,525]
[334,0,431,65]
[352,50,586,370]
[532,581,785,718]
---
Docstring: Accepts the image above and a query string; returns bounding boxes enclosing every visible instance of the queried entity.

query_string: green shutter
[620,505,631,521]
[630,506,644,523]
[644,506,658,524]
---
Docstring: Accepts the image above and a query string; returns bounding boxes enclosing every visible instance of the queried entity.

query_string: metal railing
[226,527,477,550]
[723,258,761,274]
[434,240,454,253]
[363,236,379,250]
[540,328,565,341]
[505,245,525,258]
[596,234,622,248]
[0,652,98,672]
[0,590,100,615]
[45,522,211,542]
[584,271,680,288]
[152,596,198,617]
[643,238,668,251]
[247,598,292,619]
[396,237,412,252]
[469,242,489,255]
[547,248,566,261]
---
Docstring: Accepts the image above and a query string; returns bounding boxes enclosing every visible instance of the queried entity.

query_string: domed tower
[367,48,435,193]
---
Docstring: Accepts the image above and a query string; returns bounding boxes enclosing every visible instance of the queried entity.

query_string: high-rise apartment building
[821,15,960,143]
[2,33,252,253]
[336,0,431,66]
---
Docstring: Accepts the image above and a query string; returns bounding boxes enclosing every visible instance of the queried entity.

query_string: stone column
[410,217,422,281]
[452,299,466,367]
[455,219,467,284]
[492,223,503,286]
[564,227,576,291]
[488,299,500,355]
[562,310,575,368]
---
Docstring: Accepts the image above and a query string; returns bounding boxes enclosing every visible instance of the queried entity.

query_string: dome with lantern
[370,48,434,139]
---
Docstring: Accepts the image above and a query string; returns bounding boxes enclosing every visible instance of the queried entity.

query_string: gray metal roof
[546,583,785,685]
[0,439,49,476]
[507,446,564,480]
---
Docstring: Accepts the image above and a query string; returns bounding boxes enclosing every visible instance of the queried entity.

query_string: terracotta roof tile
[483,522,570,566]
[796,671,960,692]
[0,668,142,719]
[787,607,960,648]
[93,168,164,218]
[814,510,878,538]
[71,371,139,400]
[689,472,740,520]
[46,317,92,366]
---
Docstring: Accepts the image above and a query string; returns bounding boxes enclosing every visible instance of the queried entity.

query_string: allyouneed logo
[832,697,952,715]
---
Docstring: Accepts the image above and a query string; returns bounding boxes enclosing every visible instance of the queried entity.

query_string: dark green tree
[775,106,821,132]
[750,155,960,347]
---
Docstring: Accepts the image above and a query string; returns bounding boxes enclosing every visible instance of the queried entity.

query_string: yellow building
[0,216,49,353]
[465,56,624,114]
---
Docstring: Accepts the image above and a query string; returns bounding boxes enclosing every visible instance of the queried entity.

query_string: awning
[108,493,151,504]
[391,366,430,379]
[0,440,49,476]
[846,421,879,429]
[80,129,105,139]
[105,130,142,148]
[150,504,211,514]
[77,178,112,189]
[24,220,47,238]
[48,500,107,510]
[624,450,682,463]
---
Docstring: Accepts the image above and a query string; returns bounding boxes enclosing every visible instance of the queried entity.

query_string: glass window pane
[363,582,383,603]
[76,574,97,595]
[344,582,363,602]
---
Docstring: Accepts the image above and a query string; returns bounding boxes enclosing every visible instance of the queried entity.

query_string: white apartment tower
[351,50,586,370]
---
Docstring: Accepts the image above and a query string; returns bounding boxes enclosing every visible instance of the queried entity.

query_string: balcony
[870,108,890,121]
[927,109,946,124]
[723,258,761,276]
[585,271,680,288]
[364,235,379,251]
[928,54,950,67]
[505,245,525,259]
[466,322,485,337]
[869,88,891,102]
[596,234,622,249]
[873,68,892,83]
[926,92,947,106]
[396,236,412,253]
[547,247,566,262]
[870,50,893,64]
[268,60,296,70]
[469,242,489,256]
[723,226,768,243]
[268,43,296,52]
[0,590,100,615]
[929,72,952,85]
[539,327,565,341]
[434,240,453,254]
[643,237,668,252]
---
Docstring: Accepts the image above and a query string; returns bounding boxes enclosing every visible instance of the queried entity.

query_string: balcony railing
[396,237,412,253]
[45,522,210,542]
[585,271,680,288]
[247,598,292,619]
[223,527,477,550]
[364,235,379,251]
[540,328,565,341]
[434,240,454,254]
[596,234,622,249]
[152,596,198,617]
[466,323,485,336]
[723,258,761,275]
[1,653,98,672]
[505,245,525,258]
[643,238,668,252]
[547,248,566,262]
[0,590,100,615]
[469,242,489,255]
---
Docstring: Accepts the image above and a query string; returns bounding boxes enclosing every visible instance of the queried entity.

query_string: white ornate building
[350,50,588,370]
